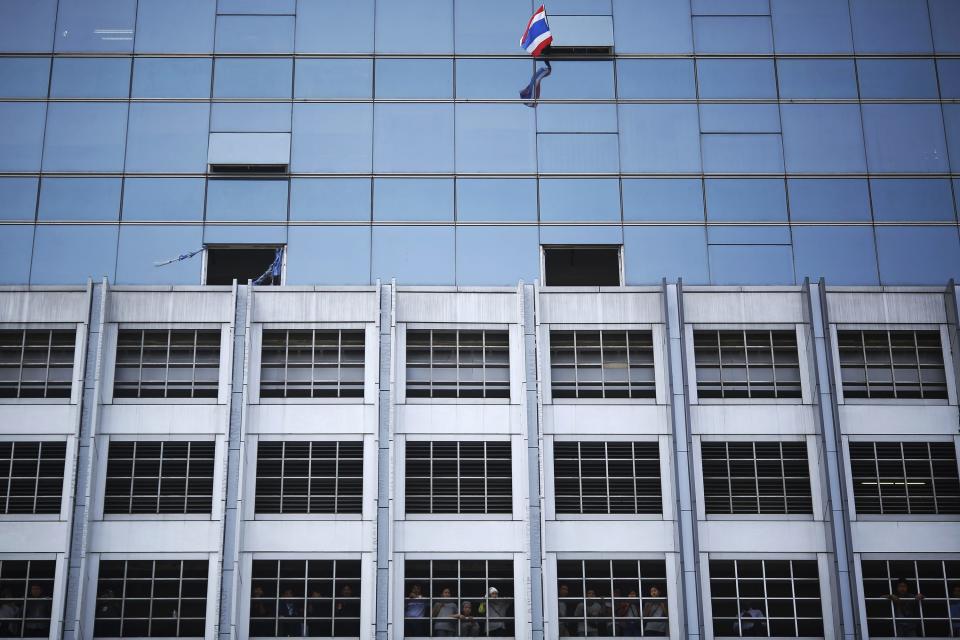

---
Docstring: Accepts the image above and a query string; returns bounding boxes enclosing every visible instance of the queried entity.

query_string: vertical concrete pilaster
[375,283,394,640]
[522,283,544,640]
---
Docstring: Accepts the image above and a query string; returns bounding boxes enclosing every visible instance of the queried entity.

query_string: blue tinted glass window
[619,104,701,173]
[125,103,210,172]
[0,226,34,285]
[792,227,879,285]
[0,58,50,98]
[549,15,614,47]
[701,134,784,173]
[537,134,620,173]
[537,105,617,133]
[540,226,622,245]
[215,15,294,53]
[707,226,791,246]
[612,0,692,54]
[787,179,871,222]
[296,0,373,53]
[132,58,211,98]
[31,225,118,284]
[376,0,452,53]
[538,61,615,99]
[42,103,127,172]
[206,179,288,222]
[693,16,772,53]
[136,0,215,53]
[456,227,539,286]
[208,132,290,166]
[929,0,960,54]
[38,177,121,221]
[0,103,46,171]
[292,104,372,173]
[201,224,286,245]
[455,59,532,99]
[289,178,371,222]
[375,59,452,99]
[862,104,949,173]
[55,0,136,52]
[696,59,776,98]
[699,105,780,133]
[0,1,57,52]
[781,105,866,173]
[939,60,960,99]
[705,179,786,222]
[373,178,453,222]
[295,59,372,99]
[622,179,703,222]
[692,0,767,16]
[870,179,956,222]
[709,245,795,285]
[285,226,370,285]
[213,58,292,98]
[539,179,621,222]
[850,0,932,54]
[776,59,857,99]
[372,226,455,285]
[456,179,538,222]
[0,178,39,221]
[122,178,205,221]
[115,225,204,285]
[455,0,530,54]
[857,59,938,99]
[211,103,291,133]
[623,227,708,284]
[50,57,129,98]
[770,0,853,53]
[218,0,295,13]
[374,105,453,173]
[617,59,695,99]
[945,105,960,174]
[876,227,960,285]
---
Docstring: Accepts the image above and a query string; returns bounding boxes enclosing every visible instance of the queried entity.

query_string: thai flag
[520,5,553,57]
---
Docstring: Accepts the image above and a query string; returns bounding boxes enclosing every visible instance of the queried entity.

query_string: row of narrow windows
[0,327,950,401]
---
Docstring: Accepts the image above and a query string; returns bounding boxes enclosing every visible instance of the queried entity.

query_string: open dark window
[204,246,283,286]
[543,245,621,286]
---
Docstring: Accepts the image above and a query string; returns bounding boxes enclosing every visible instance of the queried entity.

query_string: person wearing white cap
[485,587,512,636]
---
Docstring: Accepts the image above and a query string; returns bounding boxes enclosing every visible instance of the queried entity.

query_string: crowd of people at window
[0,583,51,638]
[557,583,668,637]
[883,578,960,638]
[404,584,514,637]
[249,583,361,637]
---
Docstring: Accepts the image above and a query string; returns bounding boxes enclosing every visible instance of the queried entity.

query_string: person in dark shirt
[278,588,303,637]
[23,584,50,638]
[887,579,924,637]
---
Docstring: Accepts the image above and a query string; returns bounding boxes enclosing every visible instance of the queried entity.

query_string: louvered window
[114,329,221,399]
[701,442,813,515]
[249,559,361,638]
[849,441,960,515]
[403,559,514,638]
[254,441,363,514]
[0,329,75,398]
[837,329,947,400]
[0,441,66,514]
[406,330,510,399]
[556,559,668,637]
[550,330,655,399]
[103,441,215,515]
[0,559,55,638]
[260,329,365,399]
[553,442,662,515]
[405,441,512,514]
[694,330,802,399]
[709,559,823,637]
[861,559,960,638]
[94,560,208,638]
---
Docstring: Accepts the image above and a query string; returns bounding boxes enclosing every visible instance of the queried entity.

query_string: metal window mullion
[625,330,635,396]
[332,442,339,514]
[598,331,607,399]
[874,443,885,516]
[2,448,10,515]
[15,329,25,398]
[858,331,869,399]
[779,443,789,513]
[310,329,318,398]
[760,560,771,638]
[577,443,585,514]
[631,443,639,514]
[336,329,343,398]
[307,442,315,514]
[898,442,913,515]
[741,330,753,399]
[912,331,925,399]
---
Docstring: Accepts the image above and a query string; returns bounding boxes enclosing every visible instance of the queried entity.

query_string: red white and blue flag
[520,5,553,57]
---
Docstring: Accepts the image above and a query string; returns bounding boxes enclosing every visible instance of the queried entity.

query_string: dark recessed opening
[543,245,621,286]
[208,163,289,174]
[543,46,614,57]
[205,246,282,285]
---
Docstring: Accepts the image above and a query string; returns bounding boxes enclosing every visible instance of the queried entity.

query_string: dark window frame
[0,558,55,638]
[861,558,960,638]
[849,441,960,516]
[0,328,76,399]
[693,329,803,400]
[405,441,513,515]
[0,440,66,515]
[405,329,510,400]
[550,330,656,400]
[254,441,363,515]
[837,329,948,401]
[701,441,814,516]
[542,245,623,287]
[259,328,366,400]
[113,328,222,400]
[103,440,216,515]
[553,441,662,515]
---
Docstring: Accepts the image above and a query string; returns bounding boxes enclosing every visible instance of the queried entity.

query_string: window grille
[255,441,363,514]
[709,559,823,637]
[103,441,215,515]
[249,559,361,638]
[694,330,802,399]
[405,441,512,515]
[114,329,221,399]
[550,330,655,399]
[701,442,813,515]
[861,559,960,638]
[849,441,960,515]
[94,559,209,638]
[406,330,510,399]
[0,559,55,638]
[0,441,66,515]
[403,559,514,638]
[553,442,662,515]
[0,329,75,399]
[837,330,947,400]
[260,329,365,399]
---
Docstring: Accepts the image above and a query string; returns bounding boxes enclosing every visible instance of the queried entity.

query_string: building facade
[0,1,959,640]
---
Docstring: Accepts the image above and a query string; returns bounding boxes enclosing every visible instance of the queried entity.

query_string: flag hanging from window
[520,5,553,57]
